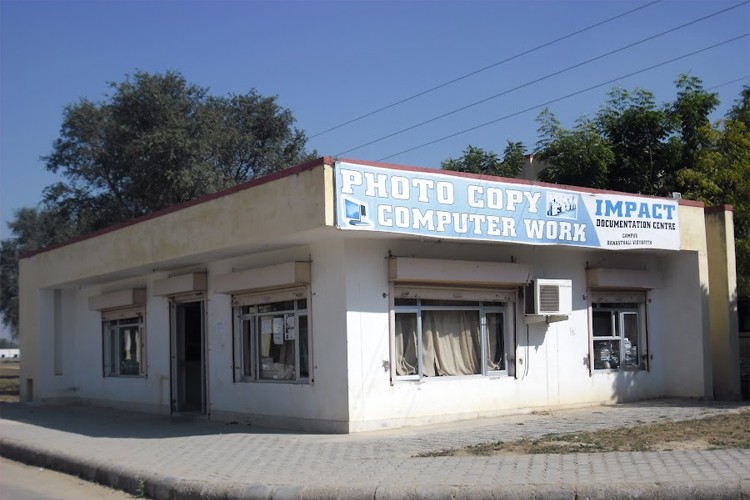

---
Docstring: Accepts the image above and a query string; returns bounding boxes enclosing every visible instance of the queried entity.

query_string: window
[102,312,145,377]
[590,294,647,371]
[234,289,310,382]
[393,288,514,379]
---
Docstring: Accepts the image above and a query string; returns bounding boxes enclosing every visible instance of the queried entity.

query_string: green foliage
[595,86,673,195]
[1,206,78,336]
[536,115,613,189]
[727,86,750,127]
[1,70,315,336]
[204,92,310,184]
[669,75,720,171]
[444,76,748,295]
[674,87,750,294]
[0,338,18,349]
[135,478,146,498]
[501,141,526,178]
[43,70,313,231]
[0,242,18,336]
[441,141,526,178]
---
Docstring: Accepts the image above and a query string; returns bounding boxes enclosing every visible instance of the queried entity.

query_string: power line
[375,34,749,162]
[707,75,750,91]
[310,0,663,138]
[335,1,749,157]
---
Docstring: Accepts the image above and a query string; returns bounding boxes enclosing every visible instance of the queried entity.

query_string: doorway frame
[169,293,208,415]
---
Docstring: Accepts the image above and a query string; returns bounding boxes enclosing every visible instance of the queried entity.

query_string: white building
[18,158,740,432]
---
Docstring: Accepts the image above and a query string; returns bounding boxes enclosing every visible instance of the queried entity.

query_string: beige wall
[705,207,740,399]
[19,157,739,431]
[19,161,334,405]
[675,203,714,397]
[27,162,331,289]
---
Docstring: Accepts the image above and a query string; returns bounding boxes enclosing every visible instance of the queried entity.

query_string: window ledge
[524,314,568,324]
[395,374,510,382]
[237,379,311,385]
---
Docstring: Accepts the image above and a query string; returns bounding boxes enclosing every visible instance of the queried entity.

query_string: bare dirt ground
[418,410,750,456]
[0,360,20,403]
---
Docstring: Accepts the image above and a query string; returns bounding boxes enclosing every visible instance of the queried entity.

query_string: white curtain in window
[422,310,480,376]
[487,314,505,371]
[395,314,418,375]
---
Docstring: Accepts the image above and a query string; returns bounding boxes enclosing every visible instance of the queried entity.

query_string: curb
[1,438,747,499]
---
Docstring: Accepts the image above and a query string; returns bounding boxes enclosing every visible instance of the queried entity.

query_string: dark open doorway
[171,300,206,414]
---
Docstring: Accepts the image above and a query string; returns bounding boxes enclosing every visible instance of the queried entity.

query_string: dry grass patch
[416,410,750,456]
[0,361,20,403]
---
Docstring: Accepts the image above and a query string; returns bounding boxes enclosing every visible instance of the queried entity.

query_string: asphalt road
[0,457,133,499]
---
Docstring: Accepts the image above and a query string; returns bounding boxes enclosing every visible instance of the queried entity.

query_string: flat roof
[22,156,706,259]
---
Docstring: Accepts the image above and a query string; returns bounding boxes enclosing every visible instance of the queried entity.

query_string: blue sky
[1,0,749,243]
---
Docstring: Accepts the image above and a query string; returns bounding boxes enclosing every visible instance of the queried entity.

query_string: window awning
[215,261,310,295]
[88,288,145,311]
[153,272,207,297]
[587,268,661,290]
[590,291,647,304]
[388,257,531,286]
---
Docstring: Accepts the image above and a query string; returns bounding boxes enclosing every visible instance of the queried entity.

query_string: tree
[0,243,19,336]
[669,75,720,173]
[500,141,527,178]
[727,86,750,127]
[441,141,526,178]
[534,79,748,295]
[711,119,749,295]
[535,114,613,189]
[1,70,315,336]
[0,338,18,349]
[204,92,310,185]
[0,206,78,336]
[595,87,673,195]
[43,71,314,232]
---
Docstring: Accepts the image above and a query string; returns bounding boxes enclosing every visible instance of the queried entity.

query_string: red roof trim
[337,157,705,206]
[21,157,333,259]
[23,155,705,259]
[704,204,734,213]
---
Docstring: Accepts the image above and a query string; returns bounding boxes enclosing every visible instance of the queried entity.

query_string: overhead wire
[374,33,749,162]
[310,0,663,138]
[335,1,749,157]
[707,75,750,91]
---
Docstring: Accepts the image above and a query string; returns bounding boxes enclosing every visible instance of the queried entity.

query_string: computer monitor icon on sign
[343,197,371,226]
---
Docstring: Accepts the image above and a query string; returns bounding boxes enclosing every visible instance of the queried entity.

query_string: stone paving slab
[1,399,749,499]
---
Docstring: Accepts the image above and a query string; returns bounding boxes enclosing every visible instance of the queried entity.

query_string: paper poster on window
[285,328,296,341]
[273,317,285,344]
[261,318,273,334]
[334,161,680,251]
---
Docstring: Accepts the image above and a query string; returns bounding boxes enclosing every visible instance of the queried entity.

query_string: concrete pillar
[705,205,740,399]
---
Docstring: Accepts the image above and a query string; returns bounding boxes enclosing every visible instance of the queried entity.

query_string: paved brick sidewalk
[1,399,749,499]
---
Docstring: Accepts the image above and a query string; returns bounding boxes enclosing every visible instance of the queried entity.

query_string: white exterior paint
[18,159,739,432]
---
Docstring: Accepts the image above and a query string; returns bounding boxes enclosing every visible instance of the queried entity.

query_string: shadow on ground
[0,402,300,439]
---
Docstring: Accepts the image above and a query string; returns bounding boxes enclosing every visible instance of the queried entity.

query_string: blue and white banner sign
[334,162,680,251]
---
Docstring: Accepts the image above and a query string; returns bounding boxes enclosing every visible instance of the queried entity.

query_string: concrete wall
[341,236,702,431]
[206,242,350,431]
[21,239,354,431]
[22,228,711,432]
[19,161,334,413]
[19,159,728,432]
[25,162,330,290]
[705,206,740,399]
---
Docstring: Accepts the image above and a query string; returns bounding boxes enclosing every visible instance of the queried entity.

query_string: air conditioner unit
[525,279,572,316]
